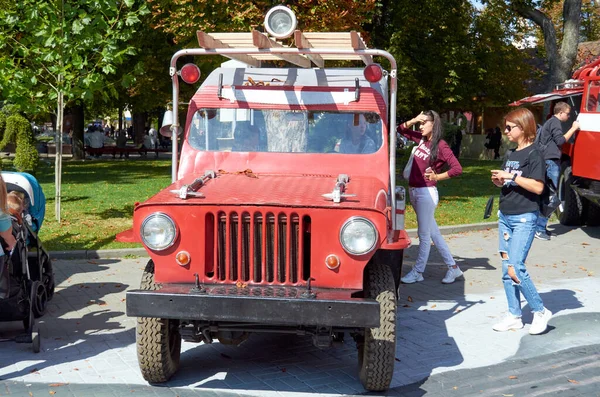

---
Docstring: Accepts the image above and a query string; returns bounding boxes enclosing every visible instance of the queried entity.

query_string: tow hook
[300,277,316,299]
[190,273,207,294]
[313,327,333,349]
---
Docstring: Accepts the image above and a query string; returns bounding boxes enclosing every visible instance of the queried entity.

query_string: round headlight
[141,213,177,251]
[340,217,378,255]
[264,5,297,39]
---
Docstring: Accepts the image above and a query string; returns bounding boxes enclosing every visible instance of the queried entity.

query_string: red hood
[137,172,388,212]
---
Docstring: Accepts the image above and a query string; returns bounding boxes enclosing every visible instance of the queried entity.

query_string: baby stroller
[0,171,54,352]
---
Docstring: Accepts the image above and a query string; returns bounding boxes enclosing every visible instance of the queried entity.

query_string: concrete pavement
[0,222,599,396]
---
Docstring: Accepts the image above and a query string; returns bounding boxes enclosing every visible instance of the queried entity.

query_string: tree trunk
[133,111,147,146]
[71,103,85,160]
[516,0,582,91]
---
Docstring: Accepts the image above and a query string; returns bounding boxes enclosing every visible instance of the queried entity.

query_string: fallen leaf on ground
[508,375,517,379]
[48,383,68,387]
[407,296,413,302]
[568,379,579,384]
[431,304,437,309]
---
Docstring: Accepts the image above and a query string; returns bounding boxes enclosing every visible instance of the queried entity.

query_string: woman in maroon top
[397,110,463,284]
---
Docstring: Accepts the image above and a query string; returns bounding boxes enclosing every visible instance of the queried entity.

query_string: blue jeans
[536,159,560,232]
[498,211,545,317]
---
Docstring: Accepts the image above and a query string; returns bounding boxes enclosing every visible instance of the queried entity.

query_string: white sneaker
[493,315,524,332]
[441,266,463,284]
[401,268,424,284]
[529,308,553,335]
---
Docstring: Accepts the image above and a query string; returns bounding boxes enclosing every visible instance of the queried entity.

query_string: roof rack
[196,30,373,68]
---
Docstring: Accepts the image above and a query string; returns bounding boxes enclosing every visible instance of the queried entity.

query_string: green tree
[0,0,149,159]
[372,0,483,114]
[150,0,378,47]
[482,0,583,91]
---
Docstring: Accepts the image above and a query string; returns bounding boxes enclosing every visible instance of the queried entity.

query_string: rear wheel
[357,263,397,391]
[31,281,48,318]
[557,162,583,226]
[136,260,181,383]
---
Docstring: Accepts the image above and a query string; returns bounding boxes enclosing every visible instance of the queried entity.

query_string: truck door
[572,78,600,180]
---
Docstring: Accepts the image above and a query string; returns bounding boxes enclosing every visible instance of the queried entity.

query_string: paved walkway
[0,223,599,396]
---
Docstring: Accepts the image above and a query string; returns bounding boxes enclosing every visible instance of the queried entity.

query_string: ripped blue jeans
[498,211,545,317]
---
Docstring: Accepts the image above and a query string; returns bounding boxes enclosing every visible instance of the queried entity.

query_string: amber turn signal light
[175,251,191,266]
[325,254,340,270]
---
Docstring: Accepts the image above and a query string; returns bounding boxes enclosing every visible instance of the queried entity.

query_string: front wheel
[136,260,182,383]
[584,201,600,226]
[357,263,397,391]
[557,162,583,226]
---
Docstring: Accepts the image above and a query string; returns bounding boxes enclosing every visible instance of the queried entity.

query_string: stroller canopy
[1,172,46,232]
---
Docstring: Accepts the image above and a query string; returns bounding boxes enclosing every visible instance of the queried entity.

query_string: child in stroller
[0,172,54,353]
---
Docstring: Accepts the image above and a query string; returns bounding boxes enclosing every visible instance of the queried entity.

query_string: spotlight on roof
[264,5,297,39]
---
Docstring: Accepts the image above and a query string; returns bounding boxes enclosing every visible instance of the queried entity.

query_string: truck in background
[511,57,600,226]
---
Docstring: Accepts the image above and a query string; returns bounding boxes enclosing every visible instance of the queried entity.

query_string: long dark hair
[423,110,443,164]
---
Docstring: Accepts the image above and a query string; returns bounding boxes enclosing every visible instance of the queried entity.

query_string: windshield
[188,109,384,154]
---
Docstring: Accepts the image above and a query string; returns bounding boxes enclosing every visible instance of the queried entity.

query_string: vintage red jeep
[119,7,410,391]
[511,57,600,225]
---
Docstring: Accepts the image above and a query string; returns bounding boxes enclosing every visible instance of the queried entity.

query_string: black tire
[31,281,48,318]
[584,202,600,226]
[557,162,583,226]
[136,260,181,383]
[358,263,397,391]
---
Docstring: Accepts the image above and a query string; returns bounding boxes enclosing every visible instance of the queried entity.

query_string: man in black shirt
[534,102,580,240]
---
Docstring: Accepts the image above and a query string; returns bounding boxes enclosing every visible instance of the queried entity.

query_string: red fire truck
[511,57,600,226]
[117,6,409,391]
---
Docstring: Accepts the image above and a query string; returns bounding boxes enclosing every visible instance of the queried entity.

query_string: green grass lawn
[398,158,504,229]
[2,156,505,252]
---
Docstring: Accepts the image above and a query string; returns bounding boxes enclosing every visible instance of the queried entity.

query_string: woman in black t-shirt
[490,108,553,336]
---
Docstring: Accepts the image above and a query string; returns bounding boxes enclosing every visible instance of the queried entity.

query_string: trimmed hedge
[1,114,39,172]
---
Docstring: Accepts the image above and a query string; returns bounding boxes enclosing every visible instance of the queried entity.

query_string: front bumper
[126,284,380,328]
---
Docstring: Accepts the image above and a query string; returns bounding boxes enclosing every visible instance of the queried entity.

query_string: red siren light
[363,63,383,83]
[180,63,201,84]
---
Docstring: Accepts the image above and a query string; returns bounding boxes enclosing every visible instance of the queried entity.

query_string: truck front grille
[205,211,311,285]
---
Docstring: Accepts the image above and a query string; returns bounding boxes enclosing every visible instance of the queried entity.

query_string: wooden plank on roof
[350,31,373,66]
[197,31,261,67]
[252,30,311,68]
[293,30,324,68]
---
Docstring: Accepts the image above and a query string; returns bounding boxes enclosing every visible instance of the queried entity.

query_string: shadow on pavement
[547,223,600,239]
[0,259,132,381]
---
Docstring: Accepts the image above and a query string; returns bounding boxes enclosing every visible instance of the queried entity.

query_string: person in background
[89,126,106,149]
[397,110,463,284]
[534,101,580,241]
[490,107,552,335]
[148,125,158,150]
[492,126,502,159]
[339,114,376,154]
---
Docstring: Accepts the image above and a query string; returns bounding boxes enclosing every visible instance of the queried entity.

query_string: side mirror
[160,110,183,137]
